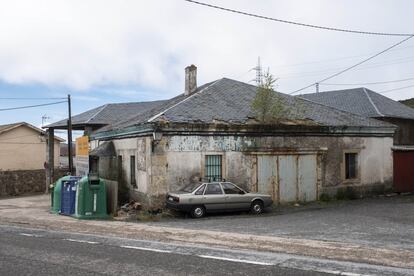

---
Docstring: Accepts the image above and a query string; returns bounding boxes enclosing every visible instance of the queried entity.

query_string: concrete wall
[95,133,393,208]
[0,125,60,170]
[0,169,66,197]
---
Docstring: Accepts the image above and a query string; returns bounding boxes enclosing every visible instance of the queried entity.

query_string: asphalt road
[0,225,330,276]
[0,225,412,276]
[152,195,414,251]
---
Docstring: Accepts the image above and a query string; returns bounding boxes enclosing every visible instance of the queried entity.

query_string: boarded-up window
[345,153,358,179]
[130,156,136,187]
[205,155,222,181]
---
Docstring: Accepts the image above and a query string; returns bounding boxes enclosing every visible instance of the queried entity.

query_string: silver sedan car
[166,181,273,218]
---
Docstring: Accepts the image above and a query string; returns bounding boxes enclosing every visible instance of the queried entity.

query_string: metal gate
[257,154,318,203]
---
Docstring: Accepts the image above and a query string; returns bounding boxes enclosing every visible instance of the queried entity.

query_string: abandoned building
[49,65,395,208]
[46,66,408,208]
[302,89,414,193]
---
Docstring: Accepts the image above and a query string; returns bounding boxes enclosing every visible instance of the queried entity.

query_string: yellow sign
[76,136,89,156]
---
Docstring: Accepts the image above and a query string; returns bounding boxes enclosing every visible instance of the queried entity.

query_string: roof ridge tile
[147,78,224,122]
[85,104,109,123]
[362,88,384,117]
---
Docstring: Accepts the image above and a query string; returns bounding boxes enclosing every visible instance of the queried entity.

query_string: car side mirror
[239,191,245,195]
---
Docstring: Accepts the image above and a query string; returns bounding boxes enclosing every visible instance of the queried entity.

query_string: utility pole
[67,94,73,175]
[253,57,263,86]
[315,82,320,93]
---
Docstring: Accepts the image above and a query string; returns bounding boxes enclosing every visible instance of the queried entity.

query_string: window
[195,184,206,195]
[130,156,136,187]
[345,153,358,179]
[205,155,222,181]
[205,183,223,195]
[222,182,244,195]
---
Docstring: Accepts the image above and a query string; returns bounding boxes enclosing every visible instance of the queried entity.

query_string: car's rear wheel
[190,206,205,218]
[250,200,264,214]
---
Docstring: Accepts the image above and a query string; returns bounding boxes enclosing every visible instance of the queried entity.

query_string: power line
[289,35,414,94]
[280,56,414,80]
[0,97,66,100]
[379,84,414,94]
[273,44,414,69]
[321,77,414,86]
[184,0,414,37]
[0,100,67,111]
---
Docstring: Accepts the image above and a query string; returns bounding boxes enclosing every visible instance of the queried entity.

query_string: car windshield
[180,182,202,193]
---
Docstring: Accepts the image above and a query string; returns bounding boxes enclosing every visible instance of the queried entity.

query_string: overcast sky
[0,0,413,139]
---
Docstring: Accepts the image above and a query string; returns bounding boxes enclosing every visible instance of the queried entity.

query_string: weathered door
[298,155,317,201]
[257,154,318,203]
[279,155,298,203]
[257,155,278,198]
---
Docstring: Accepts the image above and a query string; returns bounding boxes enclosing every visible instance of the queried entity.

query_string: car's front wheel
[190,206,205,218]
[250,200,264,214]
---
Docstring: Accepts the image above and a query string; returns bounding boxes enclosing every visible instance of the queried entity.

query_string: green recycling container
[51,176,72,214]
[73,175,109,219]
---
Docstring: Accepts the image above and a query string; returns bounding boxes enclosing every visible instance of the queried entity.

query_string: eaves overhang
[90,124,155,140]
[91,122,395,141]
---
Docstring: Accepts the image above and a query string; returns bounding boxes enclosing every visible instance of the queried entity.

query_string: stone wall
[0,169,67,197]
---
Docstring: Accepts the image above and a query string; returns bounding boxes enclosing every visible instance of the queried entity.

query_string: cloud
[0,0,413,100]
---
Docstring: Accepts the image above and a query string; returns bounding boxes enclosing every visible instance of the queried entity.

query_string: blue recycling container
[60,178,79,215]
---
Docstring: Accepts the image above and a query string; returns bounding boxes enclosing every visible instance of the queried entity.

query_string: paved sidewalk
[0,194,413,270]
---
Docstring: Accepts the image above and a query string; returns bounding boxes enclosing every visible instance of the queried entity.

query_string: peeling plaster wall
[165,135,393,196]
[110,137,151,203]
[360,137,393,186]
[95,133,393,208]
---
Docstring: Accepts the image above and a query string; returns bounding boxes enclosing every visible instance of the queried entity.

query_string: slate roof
[300,87,414,120]
[100,78,392,133]
[89,141,116,157]
[46,100,167,129]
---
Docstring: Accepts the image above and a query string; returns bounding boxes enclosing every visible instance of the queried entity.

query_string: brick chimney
[185,65,197,96]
